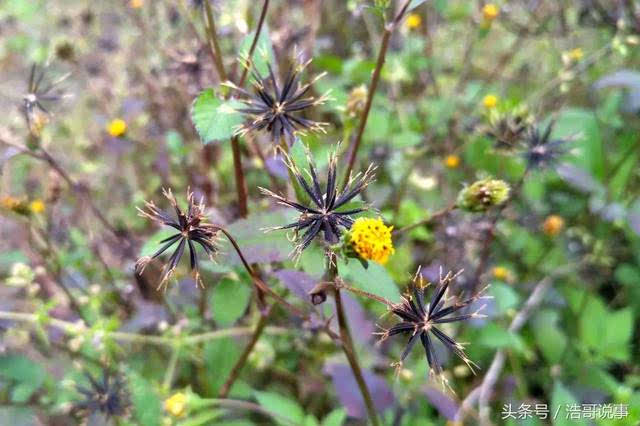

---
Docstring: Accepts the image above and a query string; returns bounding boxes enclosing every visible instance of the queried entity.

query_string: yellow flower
[542,215,564,236]
[492,266,510,281]
[482,94,499,109]
[405,13,422,30]
[568,48,583,61]
[482,4,500,21]
[107,119,127,137]
[29,199,45,214]
[164,392,187,417]
[130,0,144,8]
[348,217,395,265]
[444,155,460,169]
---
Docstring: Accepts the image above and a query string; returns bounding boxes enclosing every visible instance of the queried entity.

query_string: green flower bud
[458,178,510,212]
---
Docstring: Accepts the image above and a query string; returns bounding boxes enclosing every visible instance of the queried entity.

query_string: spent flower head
[522,121,570,170]
[225,56,329,145]
[378,269,488,379]
[136,188,219,289]
[260,147,375,259]
[22,63,70,139]
[73,369,130,420]
[542,214,565,236]
[458,178,510,212]
[346,217,395,265]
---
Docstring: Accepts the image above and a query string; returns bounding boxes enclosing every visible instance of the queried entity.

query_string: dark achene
[135,188,219,289]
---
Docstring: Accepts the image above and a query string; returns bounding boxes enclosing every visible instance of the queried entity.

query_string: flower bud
[458,178,510,212]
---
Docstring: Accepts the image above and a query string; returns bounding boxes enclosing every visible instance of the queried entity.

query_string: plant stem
[342,0,412,189]
[218,305,273,397]
[230,136,249,217]
[237,0,271,88]
[396,203,457,234]
[0,310,287,347]
[202,0,227,82]
[327,254,380,426]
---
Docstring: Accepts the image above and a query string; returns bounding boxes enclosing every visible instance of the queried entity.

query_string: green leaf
[489,283,520,314]
[191,89,244,144]
[554,109,604,180]
[203,337,241,395]
[337,258,401,303]
[551,382,586,426]
[176,409,225,426]
[532,310,567,363]
[211,276,251,326]
[127,369,162,426]
[408,0,429,12]
[239,26,275,76]
[322,408,347,426]
[0,355,46,403]
[476,323,527,354]
[254,391,305,425]
[139,229,176,257]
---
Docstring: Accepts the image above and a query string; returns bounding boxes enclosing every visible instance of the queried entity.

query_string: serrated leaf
[203,337,241,395]
[127,370,162,426]
[239,26,275,76]
[0,355,46,403]
[191,89,244,144]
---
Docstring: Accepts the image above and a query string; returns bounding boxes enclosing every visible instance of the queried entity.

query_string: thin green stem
[202,0,227,82]
[0,310,287,347]
[342,0,412,189]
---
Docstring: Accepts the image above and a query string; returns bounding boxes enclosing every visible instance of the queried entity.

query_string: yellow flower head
[107,119,127,137]
[348,217,395,265]
[542,215,564,236]
[482,4,500,21]
[164,392,187,417]
[568,48,583,61]
[492,266,510,281]
[405,13,422,30]
[29,199,45,214]
[444,155,460,169]
[130,0,144,8]
[482,94,499,109]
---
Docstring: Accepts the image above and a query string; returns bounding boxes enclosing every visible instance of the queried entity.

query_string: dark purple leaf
[592,70,640,113]
[324,363,395,419]
[628,205,640,236]
[339,293,375,345]
[119,301,169,333]
[272,269,317,301]
[422,386,459,420]
[556,163,602,193]
[265,154,289,179]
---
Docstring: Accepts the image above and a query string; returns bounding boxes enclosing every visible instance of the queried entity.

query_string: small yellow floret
[542,215,564,236]
[130,0,144,8]
[482,94,498,109]
[29,199,45,214]
[444,155,460,169]
[482,4,500,21]
[107,119,127,137]
[349,217,395,265]
[492,266,510,281]
[164,392,187,417]
[568,47,583,61]
[406,14,422,30]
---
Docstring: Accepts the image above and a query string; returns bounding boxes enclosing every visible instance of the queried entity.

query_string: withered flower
[74,370,130,420]
[523,121,569,170]
[22,64,70,138]
[136,188,219,289]
[486,114,528,151]
[225,57,328,145]
[379,269,488,379]
[260,148,375,258]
